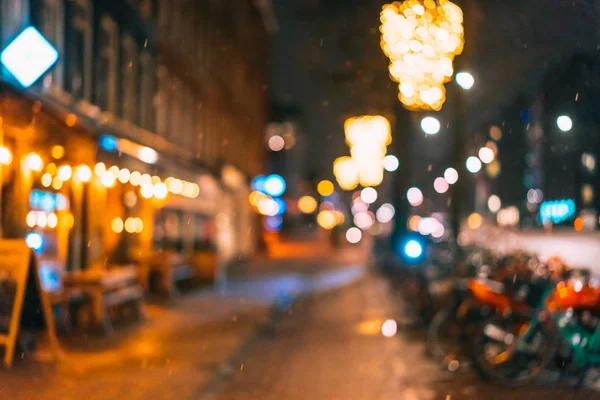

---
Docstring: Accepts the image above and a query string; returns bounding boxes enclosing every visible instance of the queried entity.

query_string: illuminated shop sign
[99,135,159,165]
[0,27,58,88]
[30,190,69,212]
[540,199,576,224]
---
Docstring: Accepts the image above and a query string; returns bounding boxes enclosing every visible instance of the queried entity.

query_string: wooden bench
[63,265,145,334]
[149,252,196,296]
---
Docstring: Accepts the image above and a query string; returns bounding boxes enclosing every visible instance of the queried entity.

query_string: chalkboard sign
[0,240,59,367]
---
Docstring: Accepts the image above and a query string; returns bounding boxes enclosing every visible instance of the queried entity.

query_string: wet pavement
[1,244,598,399]
[201,273,597,400]
[0,246,366,400]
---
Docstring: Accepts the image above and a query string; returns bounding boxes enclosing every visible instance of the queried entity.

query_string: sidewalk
[0,246,367,400]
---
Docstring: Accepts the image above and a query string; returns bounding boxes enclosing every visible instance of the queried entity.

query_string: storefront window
[194,214,216,251]
[153,209,183,252]
[27,189,70,261]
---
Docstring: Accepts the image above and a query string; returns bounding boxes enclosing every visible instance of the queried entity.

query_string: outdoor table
[63,265,144,334]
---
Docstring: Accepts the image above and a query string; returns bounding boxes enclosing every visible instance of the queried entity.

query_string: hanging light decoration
[380,0,465,110]
[334,116,391,189]
[333,157,359,190]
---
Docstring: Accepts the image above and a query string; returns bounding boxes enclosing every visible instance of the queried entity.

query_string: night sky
[269,0,600,202]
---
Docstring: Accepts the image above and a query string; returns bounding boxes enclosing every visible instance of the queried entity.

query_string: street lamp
[557,115,573,132]
[421,116,441,135]
[455,72,475,90]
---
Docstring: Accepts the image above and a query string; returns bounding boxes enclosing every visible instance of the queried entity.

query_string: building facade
[476,53,600,230]
[0,0,272,283]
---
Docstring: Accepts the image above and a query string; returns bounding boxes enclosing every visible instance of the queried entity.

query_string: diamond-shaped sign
[0,27,59,88]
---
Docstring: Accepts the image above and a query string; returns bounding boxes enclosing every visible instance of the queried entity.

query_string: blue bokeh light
[100,135,119,152]
[404,240,423,259]
[274,197,287,215]
[264,174,286,197]
[26,232,44,252]
[265,215,283,232]
[252,175,266,192]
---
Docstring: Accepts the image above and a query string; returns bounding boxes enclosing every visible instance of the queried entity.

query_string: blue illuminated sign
[30,190,69,212]
[99,135,119,152]
[0,27,59,88]
[540,199,576,224]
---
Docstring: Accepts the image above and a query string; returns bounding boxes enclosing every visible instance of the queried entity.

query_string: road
[201,273,595,400]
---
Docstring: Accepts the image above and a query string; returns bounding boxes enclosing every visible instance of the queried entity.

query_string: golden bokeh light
[317,180,335,197]
[112,218,124,233]
[51,145,65,159]
[380,0,464,110]
[124,217,137,233]
[94,162,106,176]
[36,212,47,228]
[101,171,117,188]
[46,162,57,175]
[467,212,483,230]
[41,173,52,187]
[336,116,391,189]
[26,153,43,172]
[65,113,77,127]
[140,183,154,199]
[52,177,63,190]
[76,165,92,182]
[408,215,422,231]
[141,174,152,186]
[298,195,318,214]
[47,212,58,229]
[26,211,36,228]
[0,146,13,165]
[57,165,72,181]
[333,156,359,190]
[117,168,131,184]
[154,182,168,199]
[249,191,266,207]
[317,210,337,230]
[168,178,183,194]
[134,217,144,233]
[129,171,142,186]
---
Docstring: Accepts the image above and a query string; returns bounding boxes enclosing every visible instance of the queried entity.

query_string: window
[39,0,65,90]
[155,65,169,136]
[168,78,182,141]
[65,0,92,100]
[139,52,154,131]
[96,15,118,113]
[1,0,27,46]
[121,34,139,123]
[158,0,170,38]
[194,102,203,158]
